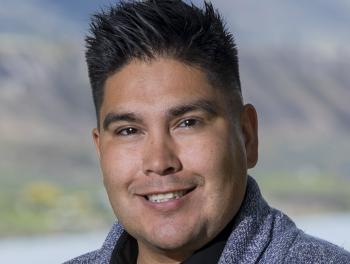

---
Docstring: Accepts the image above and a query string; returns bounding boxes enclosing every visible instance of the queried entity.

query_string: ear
[240,104,258,169]
[92,128,101,160]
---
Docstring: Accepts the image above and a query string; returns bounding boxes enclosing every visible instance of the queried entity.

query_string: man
[66,0,350,263]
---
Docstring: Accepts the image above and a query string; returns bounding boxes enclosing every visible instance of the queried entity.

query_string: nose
[142,134,182,176]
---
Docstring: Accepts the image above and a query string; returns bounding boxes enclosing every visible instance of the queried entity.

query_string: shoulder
[63,250,100,264]
[284,230,350,264]
[63,222,125,264]
[261,208,350,263]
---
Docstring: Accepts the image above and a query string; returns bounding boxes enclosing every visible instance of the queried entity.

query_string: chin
[144,225,205,254]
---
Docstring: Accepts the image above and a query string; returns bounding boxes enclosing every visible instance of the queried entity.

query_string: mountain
[1,43,349,185]
[1,0,349,182]
[1,0,350,236]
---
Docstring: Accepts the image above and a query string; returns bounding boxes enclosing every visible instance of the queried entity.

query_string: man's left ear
[240,104,258,169]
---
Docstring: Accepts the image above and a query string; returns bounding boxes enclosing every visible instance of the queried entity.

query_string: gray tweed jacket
[64,176,350,263]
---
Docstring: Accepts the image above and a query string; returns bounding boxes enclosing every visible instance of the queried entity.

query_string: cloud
[0,0,80,39]
[208,0,350,49]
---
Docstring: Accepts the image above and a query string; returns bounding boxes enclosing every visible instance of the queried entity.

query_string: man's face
[93,58,258,259]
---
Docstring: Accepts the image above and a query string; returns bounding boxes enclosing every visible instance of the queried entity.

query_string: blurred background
[0,0,349,262]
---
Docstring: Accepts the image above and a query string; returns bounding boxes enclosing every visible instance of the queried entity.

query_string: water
[0,214,349,264]
[295,213,350,250]
[0,231,107,264]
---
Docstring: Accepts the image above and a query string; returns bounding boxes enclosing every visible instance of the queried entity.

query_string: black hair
[86,0,242,125]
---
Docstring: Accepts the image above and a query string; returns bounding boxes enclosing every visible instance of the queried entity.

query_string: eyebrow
[102,99,219,131]
[167,99,219,118]
[103,112,142,131]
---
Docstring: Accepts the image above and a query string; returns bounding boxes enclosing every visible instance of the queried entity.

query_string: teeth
[147,190,186,203]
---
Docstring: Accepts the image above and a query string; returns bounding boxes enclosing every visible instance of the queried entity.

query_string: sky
[1,0,349,51]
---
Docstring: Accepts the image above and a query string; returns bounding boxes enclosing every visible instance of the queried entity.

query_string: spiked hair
[86,0,242,124]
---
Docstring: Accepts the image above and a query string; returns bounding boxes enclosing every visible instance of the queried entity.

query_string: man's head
[86,0,258,262]
[86,0,242,126]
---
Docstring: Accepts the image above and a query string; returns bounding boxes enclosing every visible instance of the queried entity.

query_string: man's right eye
[115,127,139,136]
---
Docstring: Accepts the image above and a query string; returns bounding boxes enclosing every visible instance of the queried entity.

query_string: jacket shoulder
[284,231,350,264]
[63,249,101,264]
[63,222,125,264]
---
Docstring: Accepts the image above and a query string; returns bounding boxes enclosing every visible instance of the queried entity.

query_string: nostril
[163,166,176,175]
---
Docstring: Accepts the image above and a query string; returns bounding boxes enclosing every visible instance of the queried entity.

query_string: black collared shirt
[110,218,234,264]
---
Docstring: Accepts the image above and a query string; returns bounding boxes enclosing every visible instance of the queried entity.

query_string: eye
[178,118,199,128]
[116,127,139,136]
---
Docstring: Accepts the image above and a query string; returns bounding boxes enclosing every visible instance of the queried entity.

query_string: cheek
[180,132,236,178]
[99,144,143,219]
[180,131,246,202]
[100,143,141,193]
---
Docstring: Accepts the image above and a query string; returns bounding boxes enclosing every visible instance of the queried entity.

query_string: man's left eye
[178,119,198,128]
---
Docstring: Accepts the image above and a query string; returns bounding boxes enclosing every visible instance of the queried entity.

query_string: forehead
[100,58,226,116]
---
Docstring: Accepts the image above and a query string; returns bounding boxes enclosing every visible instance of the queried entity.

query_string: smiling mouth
[145,188,195,203]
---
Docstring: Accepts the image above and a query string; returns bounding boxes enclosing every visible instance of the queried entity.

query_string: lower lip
[141,189,195,212]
